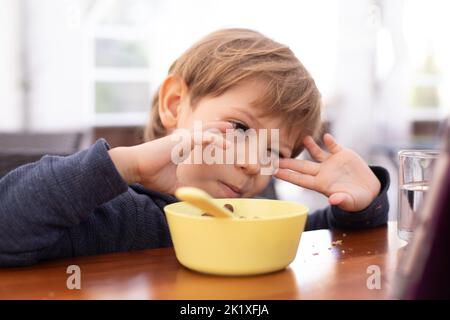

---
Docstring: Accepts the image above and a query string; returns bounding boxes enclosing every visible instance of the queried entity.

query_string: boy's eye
[229,120,249,132]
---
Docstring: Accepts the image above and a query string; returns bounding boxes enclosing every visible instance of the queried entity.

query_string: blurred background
[0,0,449,218]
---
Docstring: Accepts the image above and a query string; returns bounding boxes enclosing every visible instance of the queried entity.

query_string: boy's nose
[232,137,262,175]
[238,161,260,175]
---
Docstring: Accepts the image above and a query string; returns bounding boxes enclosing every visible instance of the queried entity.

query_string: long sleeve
[0,139,173,267]
[305,166,390,231]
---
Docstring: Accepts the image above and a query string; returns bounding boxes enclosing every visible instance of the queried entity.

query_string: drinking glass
[398,150,440,241]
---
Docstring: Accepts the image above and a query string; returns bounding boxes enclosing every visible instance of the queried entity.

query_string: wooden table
[0,222,406,300]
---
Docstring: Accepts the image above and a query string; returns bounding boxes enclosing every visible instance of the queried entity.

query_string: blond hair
[144,28,322,157]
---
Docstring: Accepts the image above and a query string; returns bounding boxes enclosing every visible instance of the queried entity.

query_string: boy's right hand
[108,121,232,195]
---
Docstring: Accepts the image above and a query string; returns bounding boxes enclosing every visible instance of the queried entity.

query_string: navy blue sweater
[0,139,390,267]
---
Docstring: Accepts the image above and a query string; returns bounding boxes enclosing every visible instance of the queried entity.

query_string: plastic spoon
[175,187,235,218]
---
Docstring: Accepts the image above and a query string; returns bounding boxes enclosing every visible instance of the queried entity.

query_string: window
[403,0,450,121]
[85,0,156,126]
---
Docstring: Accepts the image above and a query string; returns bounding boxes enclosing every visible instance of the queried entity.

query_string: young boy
[0,29,389,267]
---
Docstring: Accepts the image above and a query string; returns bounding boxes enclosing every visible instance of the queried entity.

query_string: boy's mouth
[218,181,243,198]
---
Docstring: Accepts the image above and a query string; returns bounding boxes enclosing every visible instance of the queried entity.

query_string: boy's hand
[108,121,232,195]
[275,133,381,212]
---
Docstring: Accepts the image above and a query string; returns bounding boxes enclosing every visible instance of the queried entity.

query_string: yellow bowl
[164,198,308,276]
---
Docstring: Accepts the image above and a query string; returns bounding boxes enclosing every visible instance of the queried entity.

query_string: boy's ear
[158,75,188,130]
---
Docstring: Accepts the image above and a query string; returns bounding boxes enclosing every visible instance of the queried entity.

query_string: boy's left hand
[274,133,381,212]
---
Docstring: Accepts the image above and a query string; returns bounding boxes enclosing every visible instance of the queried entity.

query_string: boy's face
[171,80,297,198]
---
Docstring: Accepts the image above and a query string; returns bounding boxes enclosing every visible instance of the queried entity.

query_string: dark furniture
[0,132,84,177]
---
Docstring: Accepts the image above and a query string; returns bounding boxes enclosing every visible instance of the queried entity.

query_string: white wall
[375,0,409,145]
[0,0,23,131]
[24,0,89,131]
[329,0,378,159]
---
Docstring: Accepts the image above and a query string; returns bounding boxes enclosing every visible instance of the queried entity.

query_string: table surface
[0,222,406,300]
